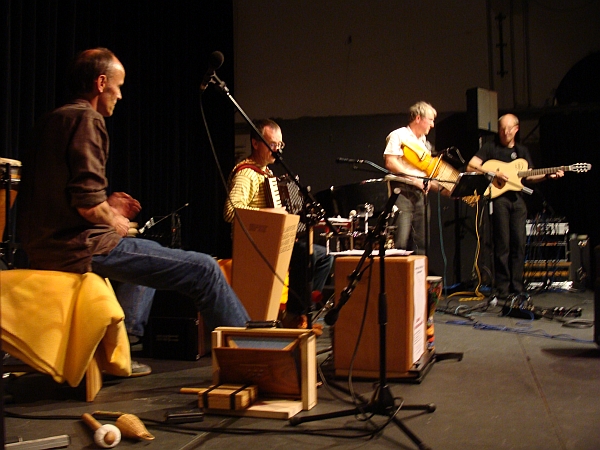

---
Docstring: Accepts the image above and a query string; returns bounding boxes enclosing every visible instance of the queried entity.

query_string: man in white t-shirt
[383,101,447,254]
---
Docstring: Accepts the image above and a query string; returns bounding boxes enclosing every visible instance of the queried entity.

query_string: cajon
[232,209,299,321]
[333,255,428,378]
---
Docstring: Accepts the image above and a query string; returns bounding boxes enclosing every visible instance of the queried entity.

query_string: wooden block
[204,399,304,420]
[197,384,258,411]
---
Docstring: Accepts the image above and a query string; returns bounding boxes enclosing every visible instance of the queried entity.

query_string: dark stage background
[3,2,599,282]
[1,0,237,258]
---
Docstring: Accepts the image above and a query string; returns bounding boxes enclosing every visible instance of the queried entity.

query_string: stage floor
[3,285,598,450]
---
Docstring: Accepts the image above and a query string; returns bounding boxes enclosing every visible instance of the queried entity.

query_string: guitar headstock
[569,163,592,173]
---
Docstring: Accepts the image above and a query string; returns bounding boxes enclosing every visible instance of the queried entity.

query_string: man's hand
[108,192,141,219]
[113,214,131,237]
[77,200,131,237]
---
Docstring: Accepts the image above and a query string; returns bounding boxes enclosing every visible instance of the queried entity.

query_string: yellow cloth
[0,269,131,386]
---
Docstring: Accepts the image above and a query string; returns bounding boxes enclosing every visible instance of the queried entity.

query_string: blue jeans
[393,188,427,255]
[92,238,250,332]
[114,282,156,337]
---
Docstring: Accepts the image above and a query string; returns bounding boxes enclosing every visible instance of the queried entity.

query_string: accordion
[264,175,306,233]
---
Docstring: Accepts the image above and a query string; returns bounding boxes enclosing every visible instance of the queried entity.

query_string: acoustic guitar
[401,141,480,206]
[481,158,591,199]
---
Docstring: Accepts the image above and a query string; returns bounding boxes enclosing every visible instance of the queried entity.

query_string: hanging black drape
[1,0,236,258]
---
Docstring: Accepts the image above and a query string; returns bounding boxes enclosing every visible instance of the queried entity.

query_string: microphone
[336,157,364,164]
[521,186,534,195]
[324,305,340,326]
[200,51,225,92]
[324,281,358,326]
[138,217,155,234]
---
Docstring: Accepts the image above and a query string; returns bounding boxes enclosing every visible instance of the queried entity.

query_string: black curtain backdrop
[539,109,600,252]
[1,0,237,258]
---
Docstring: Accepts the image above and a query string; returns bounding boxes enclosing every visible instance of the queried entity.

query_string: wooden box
[197,384,258,410]
[333,255,428,378]
[210,327,316,419]
[232,209,299,321]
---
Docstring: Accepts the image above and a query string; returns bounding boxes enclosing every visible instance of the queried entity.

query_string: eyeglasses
[268,141,285,151]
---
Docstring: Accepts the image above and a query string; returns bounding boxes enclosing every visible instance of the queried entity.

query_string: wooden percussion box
[333,255,428,379]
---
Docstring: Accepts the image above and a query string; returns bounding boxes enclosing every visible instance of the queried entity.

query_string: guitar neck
[518,166,569,178]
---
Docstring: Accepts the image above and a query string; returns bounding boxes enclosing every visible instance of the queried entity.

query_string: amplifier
[145,316,205,361]
[526,221,568,236]
[143,291,211,360]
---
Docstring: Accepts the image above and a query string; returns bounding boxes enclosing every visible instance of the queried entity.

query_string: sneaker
[130,360,152,378]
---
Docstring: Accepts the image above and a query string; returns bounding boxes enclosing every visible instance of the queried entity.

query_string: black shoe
[130,360,152,377]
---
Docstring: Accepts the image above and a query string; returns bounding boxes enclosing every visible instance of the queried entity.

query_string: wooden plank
[204,399,303,420]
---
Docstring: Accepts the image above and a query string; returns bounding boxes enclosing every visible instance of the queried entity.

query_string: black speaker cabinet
[570,234,591,288]
[145,316,204,361]
[143,290,211,360]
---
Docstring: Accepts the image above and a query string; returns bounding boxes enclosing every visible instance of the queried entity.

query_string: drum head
[0,158,22,167]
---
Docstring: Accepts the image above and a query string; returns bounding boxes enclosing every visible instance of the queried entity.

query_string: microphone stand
[206,74,327,327]
[290,183,436,450]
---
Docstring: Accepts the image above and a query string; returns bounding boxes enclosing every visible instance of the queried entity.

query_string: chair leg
[86,352,103,402]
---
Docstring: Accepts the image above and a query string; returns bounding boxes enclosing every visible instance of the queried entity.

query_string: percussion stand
[289,184,436,450]
[206,74,334,327]
[1,162,15,268]
[1,161,9,449]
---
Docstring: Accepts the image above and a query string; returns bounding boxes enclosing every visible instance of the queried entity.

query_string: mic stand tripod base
[289,382,436,450]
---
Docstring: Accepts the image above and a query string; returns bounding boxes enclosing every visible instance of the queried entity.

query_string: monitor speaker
[466,87,498,133]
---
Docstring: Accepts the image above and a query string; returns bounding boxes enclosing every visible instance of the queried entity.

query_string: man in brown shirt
[18,48,250,374]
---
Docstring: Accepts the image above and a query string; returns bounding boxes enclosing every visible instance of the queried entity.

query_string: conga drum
[426,275,443,351]
[1,158,22,238]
